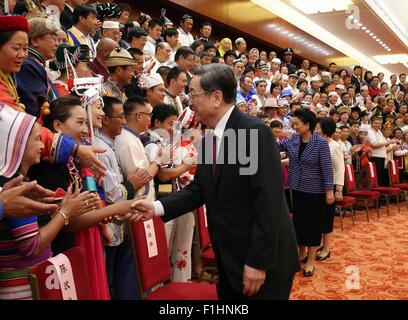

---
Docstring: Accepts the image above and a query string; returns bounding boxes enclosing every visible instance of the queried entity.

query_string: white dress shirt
[329,139,345,187]
[153,106,235,216]
[177,28,194,47]
[143,36,157,61]
[367,127,387,158]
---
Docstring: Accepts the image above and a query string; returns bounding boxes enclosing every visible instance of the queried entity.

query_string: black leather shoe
[303,266,315,277]
[316,251,331,261]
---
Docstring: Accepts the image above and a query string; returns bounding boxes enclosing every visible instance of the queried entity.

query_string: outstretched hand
[131,199,156,222]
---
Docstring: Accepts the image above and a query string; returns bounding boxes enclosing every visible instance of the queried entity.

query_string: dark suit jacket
[160,107,300,295]
[60,5,74,31]
[351,75,361,93]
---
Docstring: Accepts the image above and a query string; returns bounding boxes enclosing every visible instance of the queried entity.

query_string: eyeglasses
[138,112,152,117]
[189,91,212,100]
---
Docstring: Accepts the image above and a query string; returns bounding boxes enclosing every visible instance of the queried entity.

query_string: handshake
[129,199,157,222]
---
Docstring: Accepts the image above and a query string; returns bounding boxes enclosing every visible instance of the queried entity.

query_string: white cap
[360,85,369,91]
[281,74,289,81]
[321,71,331,77]
[145,73,164,89]
[272,58,281,64]
[328,91,338,97]
[310,76,320,82]
[102,21,120,29]
[336,84,346,90]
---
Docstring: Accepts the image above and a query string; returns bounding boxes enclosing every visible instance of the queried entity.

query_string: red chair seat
[392,183,408,191]
[371,187,401,195]
[337,196,356,207]
[348,190,380,199]
[145,282,218,300]
[202,247,217,268]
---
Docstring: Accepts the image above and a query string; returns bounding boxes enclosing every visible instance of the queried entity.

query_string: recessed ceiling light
[353,19,359,24]
[276,27,282,31]
[348,15,353,19]
[379,41,383,44]
[372,36,377,39]
[362,26,367,30]
[369,33,374,36]
[358,23,363,27]
[376,39,380,42]
[382,44,386,47]
[366,30,370,33]
[387,48,392,52]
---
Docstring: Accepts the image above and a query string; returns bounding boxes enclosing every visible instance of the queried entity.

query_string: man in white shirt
[234,37,247,58]
[150,42,172,74]
[177,14,194,47]
[164,66,187,115]
[143,19,163,61]
[356,85,370,108]
[162,28,179,64]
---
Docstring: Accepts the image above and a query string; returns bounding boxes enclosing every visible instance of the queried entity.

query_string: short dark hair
[148,19,162,29]
[43,96,82,132]
[102,96,122,116]
[118,3,131,12]
[372,76,380,81]
[151,103,178,127]
[175,46,195,62]
[193,64,237,104]
[399,73,406,78]
[167,66,185,86]
[162,28,178,42]
[341,92,350,99]
[156,66,171,83]
[124,96,147,116]
[200,21,212,29]
[294,108,318,132]
[340,125,350,131]
[320,117,336,136]
[73,4,97,25]
[205,42,217,51]
[354,65,362,71]
[200,51,211,59]
[127,27,147,43]
[297,78,308,89]
[127,47,143,58]
[223,50,237,61]
[270,82,282,94]
[211,56,223,64]
[310,64,319,69]
[190,39,206,52]
[350,120,360,126]
[270,120,283,129]
[244,65,256,75]
[329,109,339,116]
[290,101,301,109]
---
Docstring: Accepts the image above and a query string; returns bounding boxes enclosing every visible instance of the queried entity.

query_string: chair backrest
[345,164,357,192]
[367,161,379,188]
[128,218,171,294]
[29,247,91,300]
[195,206,212,252]
[388,160,400,185]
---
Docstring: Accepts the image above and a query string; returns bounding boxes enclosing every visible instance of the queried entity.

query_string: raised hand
[60,187,100,219]
[0,180,58,218]
[126,167,151,190]
[76,145,107,177]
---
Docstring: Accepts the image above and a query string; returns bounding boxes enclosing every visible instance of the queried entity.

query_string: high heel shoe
[303,266,315,277]
[316,251,331,261]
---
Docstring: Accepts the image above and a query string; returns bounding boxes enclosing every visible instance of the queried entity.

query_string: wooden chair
[367,162,400,215]
[127,218,218,300]
[344,164,380,222]
[29,247,92,300]
[388,160,408,209]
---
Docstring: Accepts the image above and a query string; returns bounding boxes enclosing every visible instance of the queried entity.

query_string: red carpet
[290,203,408,300]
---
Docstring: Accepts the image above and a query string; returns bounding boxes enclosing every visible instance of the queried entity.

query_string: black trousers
[216,262,295,300]
[371,157,387,186]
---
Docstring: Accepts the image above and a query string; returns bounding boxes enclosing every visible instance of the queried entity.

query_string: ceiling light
[362,26,367,30]
[379,41,383,45]
[382,44,386,47]
[387,49,392,52]
[372,36,377,39]
[369,33,374,36]
[353,19,359,24]
[358,23,363,27]
[365,29,370,33]
[289,0,354,15]
[376,39,380,42]
[348,15,353,19]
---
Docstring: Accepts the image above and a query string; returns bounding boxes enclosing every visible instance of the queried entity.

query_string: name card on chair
[144,219,158,258]
[47,253,78,300]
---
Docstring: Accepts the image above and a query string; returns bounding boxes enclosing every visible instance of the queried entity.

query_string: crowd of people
[0,0,408,300]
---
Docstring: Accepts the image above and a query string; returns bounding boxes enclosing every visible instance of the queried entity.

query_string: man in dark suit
[351,65,362,93]
[60,0,84,31]
[132,64,300,300]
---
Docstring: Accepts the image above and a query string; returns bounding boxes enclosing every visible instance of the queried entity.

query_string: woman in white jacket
[316,117,345,261]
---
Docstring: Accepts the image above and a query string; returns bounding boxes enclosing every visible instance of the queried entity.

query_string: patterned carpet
[290,203,408,300]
